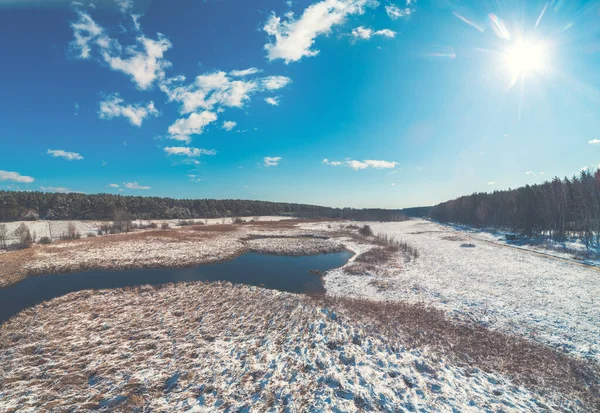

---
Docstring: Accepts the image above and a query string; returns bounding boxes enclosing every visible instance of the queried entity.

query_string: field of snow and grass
[1,282,594,412]
[0,218,343,287]
[0,216,286,246]
[302,219,600,363]
[1,218,599,411]
[438,222,600,266]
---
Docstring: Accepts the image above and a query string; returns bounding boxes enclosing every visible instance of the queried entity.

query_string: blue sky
[1,0,600,208]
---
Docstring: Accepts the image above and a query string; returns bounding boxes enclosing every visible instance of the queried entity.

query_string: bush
[178,220,191,226]
[149,222,158,229]
[60,222,81,240]
[38,236,52,245]
[87,233,96,238]
[113,209,132,233]
[233,217,245,224]
[13,223,33,249]
[161,222,170,230]
[358,225,373,237]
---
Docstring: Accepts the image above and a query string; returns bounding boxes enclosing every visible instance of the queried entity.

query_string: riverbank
[0,220,345,288]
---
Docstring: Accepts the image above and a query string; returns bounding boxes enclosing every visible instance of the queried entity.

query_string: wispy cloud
[265,97,280,106]
[163,146,216,157]
[588,138,600,145]
[323,158,396,170]
[114,0,133,14]
[263,0,376,63]
[108,183,120,188]
[488,181,497,185]
[0,170,34,183]
[70,11,172,90]
[386,3,413,20]
[123,181,151,190]
[161,71,291,142]
[351,26,396,40]
[187,174,203,183]
[264,156,282,167]
[99,93,159,126]
[47,149,84,161]
[222,120,237,131]
[229,67,262,77]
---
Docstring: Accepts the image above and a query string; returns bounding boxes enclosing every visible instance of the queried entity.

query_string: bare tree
[113,209,132,233]
[13,223,32,249]
[0,224,7,250]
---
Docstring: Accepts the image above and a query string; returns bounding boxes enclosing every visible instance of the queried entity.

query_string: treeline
[0,191,408,222]
[429,169,600,247]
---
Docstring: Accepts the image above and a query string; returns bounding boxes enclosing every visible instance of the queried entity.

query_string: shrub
[60,222,81,240]
[149,222,158,229]
[113,209,132,233]
[178,220,191,226]
[13,223,33,249]
[161,222,170,230]
[0,224,7,250]
[358,225,373,237]
[87,233,96,238]
[233,217,245,224]
[38,236,52,245]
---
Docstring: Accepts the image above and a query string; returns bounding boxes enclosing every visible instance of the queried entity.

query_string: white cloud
[265,97,280,106]
[222,120,237,131]
[187,174,203,183]
[229,67,263,77]
[163,147,216,157]
[0,170,34,183]
[108,183,120,188]
[364,159,396,169]
[488,181,497,185]
[114,0,133,13]
[161,72,291,115]
[346,160,369,170]
[167,111,218,142]
[264,156,282,167]
[391,182,396,186]
[70,11,172,90]
[70,11,107,59]
[526,171,534,175]
[386,3,413,20]
[98,94,159,126]
[47,149,84,161]
[263,0,377,63]
[123,181,150,190]
[351,26,396,40]
[588,139,600,145]
[261,76,292,90]
[102,34,172,90]
[323,158,396,170]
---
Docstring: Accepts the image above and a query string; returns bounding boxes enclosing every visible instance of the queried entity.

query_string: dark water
[0,251,352,324]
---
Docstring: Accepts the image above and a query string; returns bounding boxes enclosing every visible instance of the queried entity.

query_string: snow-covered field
[1,218,599,411]
[0,283,583,412]
[0,216,286,246]
[306,219,600,362]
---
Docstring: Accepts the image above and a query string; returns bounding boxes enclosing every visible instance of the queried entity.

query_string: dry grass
[0,283,586,412]
[186,224,239,232]
[313,296,600,411]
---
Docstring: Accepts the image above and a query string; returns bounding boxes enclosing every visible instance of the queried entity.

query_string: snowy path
[317,220,600,361]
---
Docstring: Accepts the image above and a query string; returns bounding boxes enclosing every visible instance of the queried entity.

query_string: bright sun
[504,40,547,81]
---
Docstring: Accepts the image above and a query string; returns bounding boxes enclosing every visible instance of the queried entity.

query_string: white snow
[306,219,600,362]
